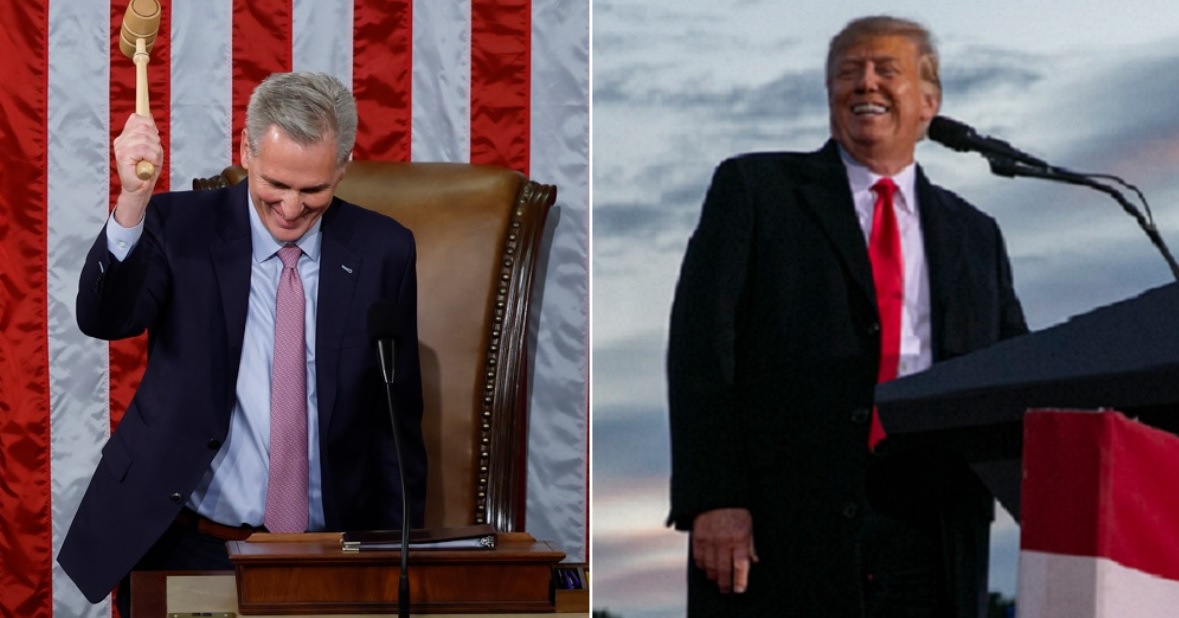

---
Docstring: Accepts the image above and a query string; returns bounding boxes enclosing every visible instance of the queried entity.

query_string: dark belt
[173,508,266,542]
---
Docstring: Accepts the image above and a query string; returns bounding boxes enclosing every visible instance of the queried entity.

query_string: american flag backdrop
[0,1,589,615]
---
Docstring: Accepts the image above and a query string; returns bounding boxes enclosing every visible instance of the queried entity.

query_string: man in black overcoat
[667,15,1028,617]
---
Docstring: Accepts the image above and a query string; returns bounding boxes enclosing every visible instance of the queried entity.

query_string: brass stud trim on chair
[475,179,554,532]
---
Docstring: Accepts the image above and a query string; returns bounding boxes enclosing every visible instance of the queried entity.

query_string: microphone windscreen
[927,116,973,150]
[367,299,400,342]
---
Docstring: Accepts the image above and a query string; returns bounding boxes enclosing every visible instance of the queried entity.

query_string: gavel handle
[133,37,155,180]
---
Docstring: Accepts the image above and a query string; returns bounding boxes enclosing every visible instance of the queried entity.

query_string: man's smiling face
[827,34,939,173]
[241,124,345,243]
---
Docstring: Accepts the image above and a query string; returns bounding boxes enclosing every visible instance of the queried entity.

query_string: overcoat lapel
[915,167,965,362]
[792,142,970,354]
[797,141,877,311]
[315,200,362,435]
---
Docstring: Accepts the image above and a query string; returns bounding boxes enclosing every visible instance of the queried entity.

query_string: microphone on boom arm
[926,115,1179,281]
[367,299,411,618]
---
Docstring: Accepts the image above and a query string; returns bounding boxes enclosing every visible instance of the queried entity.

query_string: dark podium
[875,281,1179,520]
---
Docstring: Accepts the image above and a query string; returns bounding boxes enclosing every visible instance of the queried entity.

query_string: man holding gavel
[58,72,427,617]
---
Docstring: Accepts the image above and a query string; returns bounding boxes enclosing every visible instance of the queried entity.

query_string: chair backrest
[194,161,556,532]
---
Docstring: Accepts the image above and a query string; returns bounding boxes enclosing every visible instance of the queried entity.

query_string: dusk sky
[591,1,1179,616]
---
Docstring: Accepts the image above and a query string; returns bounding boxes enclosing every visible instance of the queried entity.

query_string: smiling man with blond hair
[668,15,1027,617]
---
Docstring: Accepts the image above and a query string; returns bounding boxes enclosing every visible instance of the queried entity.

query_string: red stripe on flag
[1022,410,1179,582]
[353,0,412,161]
[108,1,173,433]
[232,0,293,162]
[0,2,52,616]
[470,0,531,175]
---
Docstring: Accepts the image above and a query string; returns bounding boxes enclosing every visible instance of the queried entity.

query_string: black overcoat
[667,140,1028,616]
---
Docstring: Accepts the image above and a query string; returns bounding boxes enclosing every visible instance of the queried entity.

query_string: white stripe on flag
[525,1,590,563]
[411,0,471,163]
[1020,550,1179,618]
[293,0,353,87]
[47,1,113,615]
[171,0,234,184]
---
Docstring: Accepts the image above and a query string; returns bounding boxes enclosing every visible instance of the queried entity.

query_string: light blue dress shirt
[105,197,325,530]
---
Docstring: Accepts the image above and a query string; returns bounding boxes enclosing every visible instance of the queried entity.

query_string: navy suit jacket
[59,181,426,603]
[668,141,1027,616]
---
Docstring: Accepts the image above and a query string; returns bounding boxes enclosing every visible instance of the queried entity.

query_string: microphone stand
[377,339,411,618]
[987,156,1179,282]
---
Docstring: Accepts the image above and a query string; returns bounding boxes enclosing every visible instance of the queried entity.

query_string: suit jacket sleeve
[666,158,756,529]
[76,199,172,341]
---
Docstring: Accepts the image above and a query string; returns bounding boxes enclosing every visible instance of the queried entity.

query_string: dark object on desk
[342,524,498,551]
[553,562,589,612]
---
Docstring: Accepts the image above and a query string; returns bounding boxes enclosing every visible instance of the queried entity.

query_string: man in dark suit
[667,16,1028,617]
[58,72,426,615]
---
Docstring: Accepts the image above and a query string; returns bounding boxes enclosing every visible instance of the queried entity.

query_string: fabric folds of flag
[0,2,588,616]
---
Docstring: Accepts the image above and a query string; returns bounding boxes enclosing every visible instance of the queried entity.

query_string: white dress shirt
[838,147,933,379]
[105,197,325,529]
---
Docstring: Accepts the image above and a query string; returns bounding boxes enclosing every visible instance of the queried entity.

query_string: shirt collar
[837,145,919,214]
[246,193,323,264]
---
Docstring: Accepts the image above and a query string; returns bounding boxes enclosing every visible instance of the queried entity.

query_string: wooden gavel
[118,0,162,180]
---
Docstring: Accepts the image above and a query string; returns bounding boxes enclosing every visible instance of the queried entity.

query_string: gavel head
[119,0,162,59]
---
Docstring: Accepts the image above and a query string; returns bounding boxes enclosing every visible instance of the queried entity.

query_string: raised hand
[111,113,163,227]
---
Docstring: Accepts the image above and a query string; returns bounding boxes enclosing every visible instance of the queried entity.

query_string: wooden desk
[131,571,589,617]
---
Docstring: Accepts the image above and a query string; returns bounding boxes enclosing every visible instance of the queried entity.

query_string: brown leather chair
[194,162,556,532]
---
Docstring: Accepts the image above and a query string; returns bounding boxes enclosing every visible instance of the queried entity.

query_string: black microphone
[366,299,410,618]
[928,116,1051,170]
[367,299,398,385]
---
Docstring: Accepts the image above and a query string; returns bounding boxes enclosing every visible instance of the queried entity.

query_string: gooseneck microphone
[366,299,410,618]
[927,116,1051,170]
[926,115,1179,281]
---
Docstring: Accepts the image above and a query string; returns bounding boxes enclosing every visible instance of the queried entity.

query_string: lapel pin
[341,264,353,274]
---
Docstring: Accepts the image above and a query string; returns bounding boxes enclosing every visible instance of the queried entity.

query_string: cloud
[593,529,687,618]
[592,405,670,478]
[939,45,1046,99]
[592,475,687,617]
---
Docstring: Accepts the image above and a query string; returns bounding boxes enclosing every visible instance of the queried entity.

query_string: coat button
[169,492,183,504]
[842,503,860,519]
[851,407,871,424]
[207,439,221,450]
[867,322,880,335]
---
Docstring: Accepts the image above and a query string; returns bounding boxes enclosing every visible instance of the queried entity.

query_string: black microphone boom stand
[376,336,412,618]
[986,155,1179,282]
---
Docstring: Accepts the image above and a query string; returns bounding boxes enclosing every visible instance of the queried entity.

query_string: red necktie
[265,244,309,533]
[868,178,903,450]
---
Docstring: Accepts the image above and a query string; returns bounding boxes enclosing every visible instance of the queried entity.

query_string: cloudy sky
[591,1,1179,616]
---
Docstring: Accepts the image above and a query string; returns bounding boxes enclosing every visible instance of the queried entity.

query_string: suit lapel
[915,167,965,362]
[797,141,876,310]
[211,183,252,393]
[315,200,362,434]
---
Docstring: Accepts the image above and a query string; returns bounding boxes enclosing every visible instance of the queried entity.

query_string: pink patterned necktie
[265,244,308,533]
